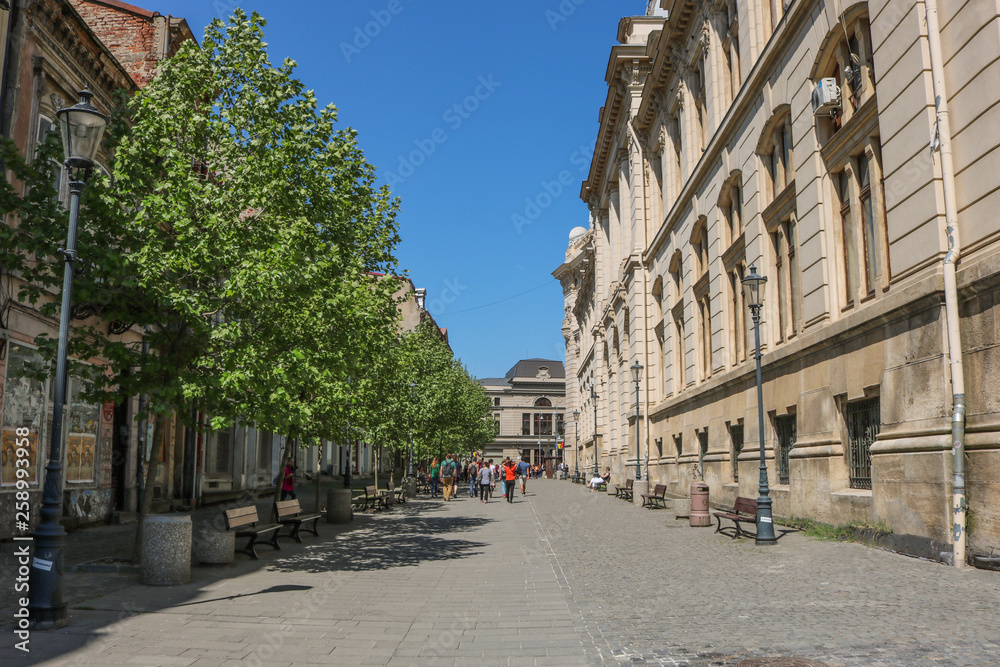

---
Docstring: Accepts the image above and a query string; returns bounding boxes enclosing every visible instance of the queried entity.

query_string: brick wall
[69,0,160,87]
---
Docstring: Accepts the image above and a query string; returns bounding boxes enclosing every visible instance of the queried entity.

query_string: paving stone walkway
[1,480,998,666]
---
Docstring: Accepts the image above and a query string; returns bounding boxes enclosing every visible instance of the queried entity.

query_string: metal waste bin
[689,482,711,527]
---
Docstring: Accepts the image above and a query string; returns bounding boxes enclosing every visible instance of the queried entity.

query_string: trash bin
[689,482,711,527]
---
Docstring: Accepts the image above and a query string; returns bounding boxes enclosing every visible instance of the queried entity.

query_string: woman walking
[478,459,493,503]
[429,457,441,498]
[279,458,297,501]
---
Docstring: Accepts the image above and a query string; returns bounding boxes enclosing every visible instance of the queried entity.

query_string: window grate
[730,424,744,482]
[846,398,879,490]
[775,415,796,485]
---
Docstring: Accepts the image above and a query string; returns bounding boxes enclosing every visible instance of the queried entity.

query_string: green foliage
[785,516,893,543]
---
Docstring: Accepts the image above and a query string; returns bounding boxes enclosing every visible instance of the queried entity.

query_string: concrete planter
[326,489,353,524]
[193,529,235,565]
[674,498,691,519]
[141,514,191,585]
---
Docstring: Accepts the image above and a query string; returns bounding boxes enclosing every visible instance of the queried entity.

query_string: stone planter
[141,514,192,585]
[193,529,235,565]
[326,489,353,524]
[674,498,691,519]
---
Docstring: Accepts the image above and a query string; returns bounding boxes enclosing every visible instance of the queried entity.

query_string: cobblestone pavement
[0,480,997,666]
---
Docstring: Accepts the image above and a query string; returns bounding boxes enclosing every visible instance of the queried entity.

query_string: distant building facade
[554,0,1000,562]
[479,359,565,471]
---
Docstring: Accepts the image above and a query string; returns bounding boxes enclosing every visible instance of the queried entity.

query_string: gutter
[923,0,966,568]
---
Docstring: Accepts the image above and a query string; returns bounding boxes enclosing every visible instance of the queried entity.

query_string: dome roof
[568,226,588,243]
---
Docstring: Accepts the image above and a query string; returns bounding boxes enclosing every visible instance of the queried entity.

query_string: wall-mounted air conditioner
[811,78,841,117]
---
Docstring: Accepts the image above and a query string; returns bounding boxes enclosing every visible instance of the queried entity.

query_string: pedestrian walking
[468,459,479,497]
[516,457,529,495]
[441,453,456,501]
[502,458,517,503]
[279,458,297,500]
[499,457,508,498]
[429,457,440,498]
[478,459,493,503]
[488,459,496,497]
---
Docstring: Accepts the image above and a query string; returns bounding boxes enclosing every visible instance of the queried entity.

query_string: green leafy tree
[0,10,401,558]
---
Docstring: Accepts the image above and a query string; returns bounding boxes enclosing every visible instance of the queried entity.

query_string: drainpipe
[627,118,651,482]
[924,0,966,568]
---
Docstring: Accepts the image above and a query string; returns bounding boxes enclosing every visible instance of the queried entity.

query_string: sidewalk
[1,479,997,666]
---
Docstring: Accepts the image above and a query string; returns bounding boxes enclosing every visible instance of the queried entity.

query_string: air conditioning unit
[811,77,841,116]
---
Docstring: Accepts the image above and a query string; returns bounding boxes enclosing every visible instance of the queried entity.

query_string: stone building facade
[479,359,566,471]
[0,0,192,535]
[554,0,1000,562]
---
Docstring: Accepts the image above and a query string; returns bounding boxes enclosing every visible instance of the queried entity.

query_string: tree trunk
[132,414,165,564]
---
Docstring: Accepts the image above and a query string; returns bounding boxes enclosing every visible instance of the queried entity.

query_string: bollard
[326,489,353,524]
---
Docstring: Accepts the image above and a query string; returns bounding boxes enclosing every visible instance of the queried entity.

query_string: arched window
[758,107,793,203]
[534,397,552,407]
[814,11,889,307]
[668,251,686,391]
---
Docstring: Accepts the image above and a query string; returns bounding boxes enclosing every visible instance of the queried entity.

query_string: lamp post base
[755,495,778,546]
[28,527,68,629]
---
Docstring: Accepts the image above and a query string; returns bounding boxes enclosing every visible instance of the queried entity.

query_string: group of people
[420,456,532,504]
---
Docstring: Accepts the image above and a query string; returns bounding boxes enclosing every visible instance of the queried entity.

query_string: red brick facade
[69,0,193,88]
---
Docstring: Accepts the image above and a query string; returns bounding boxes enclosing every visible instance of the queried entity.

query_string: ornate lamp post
[630,362,643,481]
[29,89,108,629]
[591,385,599,477]
[408,381,417,478]
[572,409,580,479]
[742,266,777,546]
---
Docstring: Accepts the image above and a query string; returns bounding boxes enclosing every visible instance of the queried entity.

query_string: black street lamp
[630,362,643,481]
[572,409,580,479]
[591,385,599,477]
[29,89,108,629]
[408,381,417,478]
[742,266,777,546]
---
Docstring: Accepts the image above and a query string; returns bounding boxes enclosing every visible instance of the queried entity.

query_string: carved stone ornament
[675,81,686,110]
[700,24,711,58]
[50,93,65,110]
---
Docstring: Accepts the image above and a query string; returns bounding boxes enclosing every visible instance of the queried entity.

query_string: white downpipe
[924,0,966,568]
[627,119,651,482]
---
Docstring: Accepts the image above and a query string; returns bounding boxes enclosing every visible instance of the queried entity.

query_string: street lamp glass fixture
[630,361,644,384]
[741,265,767,310]
[57,89,108,169]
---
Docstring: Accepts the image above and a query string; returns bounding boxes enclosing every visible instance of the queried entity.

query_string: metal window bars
[846,398,880,490]
[775,415,796,485]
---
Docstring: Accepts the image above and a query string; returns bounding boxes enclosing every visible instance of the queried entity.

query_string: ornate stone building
[479,359,566,471]
[555,0,1000,563]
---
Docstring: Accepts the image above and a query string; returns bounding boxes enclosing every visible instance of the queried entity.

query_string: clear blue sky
[155,0,638,379]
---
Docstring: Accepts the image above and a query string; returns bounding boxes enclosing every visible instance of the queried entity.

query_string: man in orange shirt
[502,458,517,503]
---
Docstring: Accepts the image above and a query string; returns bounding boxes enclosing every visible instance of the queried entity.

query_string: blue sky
[156,0,637,379]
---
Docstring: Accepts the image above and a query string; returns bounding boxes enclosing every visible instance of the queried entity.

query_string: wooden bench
[713,497,759,539]
[640,484,668,509]
[615,478,634,500]
[353,485,386,511]
[415,478,430,495]
[224,505,281,560]
[274,499,322,543]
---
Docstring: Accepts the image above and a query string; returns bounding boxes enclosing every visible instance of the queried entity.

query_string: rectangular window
[775,415,796,485]
[839,170,859,304]
[773,230,787,340]
[858,154,878,293]
[493,397,500,407]
[209,426,233,477]
[535,413,552,436]
[729,271,745,365]
[729,423,744,482]
[674,433,683,461]
[522,413,531,436]
[846,398,880,490]
[674,316,686,389]
[699,296,712,378]
[556,414,564,436]
[697,429,708,468]
[788,222,800,333]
